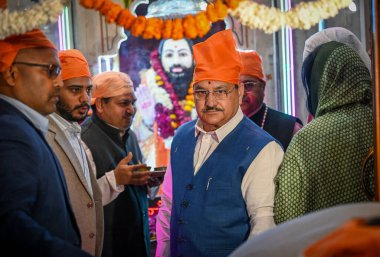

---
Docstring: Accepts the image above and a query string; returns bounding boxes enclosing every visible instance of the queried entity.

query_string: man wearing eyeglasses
[0,30,91,256]
[156,29,284,257]
[239,50,303,150]
[81,71,153,257]
[45,50,150,257]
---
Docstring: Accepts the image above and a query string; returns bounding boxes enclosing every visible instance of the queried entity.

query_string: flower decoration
[230,0,352,34]
[80,0,239,40]
[149,50,193,139]
[0,0,64,40]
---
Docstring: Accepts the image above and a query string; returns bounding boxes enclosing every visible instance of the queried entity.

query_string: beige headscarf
[91,71,134,104]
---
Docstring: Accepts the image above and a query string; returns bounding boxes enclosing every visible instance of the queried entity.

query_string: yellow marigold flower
[104,2,123,23]
[143,18,163,39]
[80,0,94,8]
[116,9,135,29]
[184,105,193,112]
[131,16,146,37]
[170,114,177,119]
[162,19,173,39]
[206,3,219,22]
[214,0,228,19]
[183,15,197,38]
[172,18,184,40]
[195,12,211,38]
[171,122,179,129]
[93,0,106,9]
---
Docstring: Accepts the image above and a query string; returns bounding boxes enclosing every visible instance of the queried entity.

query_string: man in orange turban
[81,71,154,257]
[0,30,92,256]
[47,51,150,257]
[156,29,284,257]
[239,50,303,150]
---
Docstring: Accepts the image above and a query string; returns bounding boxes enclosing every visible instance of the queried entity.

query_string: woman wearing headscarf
[274,33,374,224]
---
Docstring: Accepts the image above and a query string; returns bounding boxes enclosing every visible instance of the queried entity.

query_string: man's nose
[80,89,90,103]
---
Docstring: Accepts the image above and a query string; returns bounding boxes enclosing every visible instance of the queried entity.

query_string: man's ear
[95,98,104,114]
[238,82,244,104]
[1,66,17,86]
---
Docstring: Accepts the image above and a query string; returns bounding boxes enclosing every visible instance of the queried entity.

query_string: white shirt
[155,108,284,257]
[50,113,93,196]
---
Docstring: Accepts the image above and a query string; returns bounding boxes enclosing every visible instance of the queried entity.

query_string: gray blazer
[47,116,104,257]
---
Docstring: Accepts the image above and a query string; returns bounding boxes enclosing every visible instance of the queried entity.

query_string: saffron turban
[59,49,91,80]
[91,71,134,104]
[0,29,56,72]
[239,50,265,82]
[192,29,242,85]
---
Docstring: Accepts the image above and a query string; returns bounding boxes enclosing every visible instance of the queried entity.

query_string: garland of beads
[150,49,193,139]
[260,104,268,129]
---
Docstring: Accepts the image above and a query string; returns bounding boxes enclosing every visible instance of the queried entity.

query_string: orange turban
[91,71,133,104]
[59,49,91,80]
[193,29,242,85]
[0,29,56,72]
[239,50,265,82]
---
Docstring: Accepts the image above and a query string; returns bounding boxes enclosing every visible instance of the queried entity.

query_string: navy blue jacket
[170,117,274,257]
[0,99,91,257]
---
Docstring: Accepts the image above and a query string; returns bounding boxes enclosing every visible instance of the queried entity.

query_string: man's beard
[166,65,194,100]
[56,101,89,123]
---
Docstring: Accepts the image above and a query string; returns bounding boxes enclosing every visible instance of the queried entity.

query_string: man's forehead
[163,39,190,51]
[194,80,232,88]
[113,91,135,100]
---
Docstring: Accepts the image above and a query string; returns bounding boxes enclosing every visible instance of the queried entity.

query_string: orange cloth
[303,219,380,257]
[239,50,265,81]
[59,49,91,80]
[192,29,242,85]
[91,71,133,104]
[0,29,56,72]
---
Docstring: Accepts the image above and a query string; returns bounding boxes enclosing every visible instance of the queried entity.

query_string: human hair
[158,38,194,58]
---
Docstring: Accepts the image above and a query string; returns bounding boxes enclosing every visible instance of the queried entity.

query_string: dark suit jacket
[81,114,150,257]
[0,98,92,257]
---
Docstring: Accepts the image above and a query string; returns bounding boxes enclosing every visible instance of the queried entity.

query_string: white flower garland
[145,68,173,110]
[230,0,352,34]
[0,0,64,40]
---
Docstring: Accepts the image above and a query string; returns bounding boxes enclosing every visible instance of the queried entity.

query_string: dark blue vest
[170,116,274,257]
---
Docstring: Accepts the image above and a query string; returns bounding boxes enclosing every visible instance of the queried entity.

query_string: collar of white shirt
[194,108,244,143]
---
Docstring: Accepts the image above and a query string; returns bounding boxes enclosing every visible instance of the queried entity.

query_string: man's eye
[195,91,207,96]
[165,53,173,58]
[71,87,81,93]
[214,90,227,95]
[179,52,188,57]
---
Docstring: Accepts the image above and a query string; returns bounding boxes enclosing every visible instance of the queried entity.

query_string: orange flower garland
[79,0,241,40]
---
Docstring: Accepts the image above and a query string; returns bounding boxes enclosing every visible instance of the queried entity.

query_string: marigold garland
[230,0,352,34]
[0,0,64,40]
[150,49,193,139]
[80,0,240,40]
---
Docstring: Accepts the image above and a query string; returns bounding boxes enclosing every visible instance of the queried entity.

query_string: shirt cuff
[106,170,124,192]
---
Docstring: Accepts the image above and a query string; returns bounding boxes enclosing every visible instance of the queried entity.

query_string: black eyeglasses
[242,80,264,91]
[193,85,238,101]
[13,61,61,79]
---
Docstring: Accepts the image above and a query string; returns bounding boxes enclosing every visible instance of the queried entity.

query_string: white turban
[303,27,372,76]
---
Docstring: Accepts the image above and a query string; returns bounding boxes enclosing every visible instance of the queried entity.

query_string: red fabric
[193,29,242,85]
[303,219,380,257]
[0,29,56,72]
[239,50,265,81]
[59,49,91,80]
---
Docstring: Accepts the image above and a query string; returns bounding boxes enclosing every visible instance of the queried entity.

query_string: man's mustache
[74,103,90,110]
[202,106,224,113]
